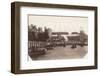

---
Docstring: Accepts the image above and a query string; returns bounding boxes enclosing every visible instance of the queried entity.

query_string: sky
[28,15,88,34]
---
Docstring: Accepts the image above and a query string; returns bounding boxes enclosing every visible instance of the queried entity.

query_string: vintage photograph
[11,2,97,73]
[28,15,88,60]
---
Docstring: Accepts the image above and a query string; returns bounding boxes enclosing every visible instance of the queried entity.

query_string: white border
[20,6,95,70]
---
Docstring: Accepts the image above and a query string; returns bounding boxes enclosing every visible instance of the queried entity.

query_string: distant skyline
[28,15,88,34]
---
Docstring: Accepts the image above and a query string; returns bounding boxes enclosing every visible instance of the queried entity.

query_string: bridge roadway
[30,45,88,60]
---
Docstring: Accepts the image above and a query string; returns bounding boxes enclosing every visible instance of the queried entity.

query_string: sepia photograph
[11,2,97,74]
[28,15,88,60]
